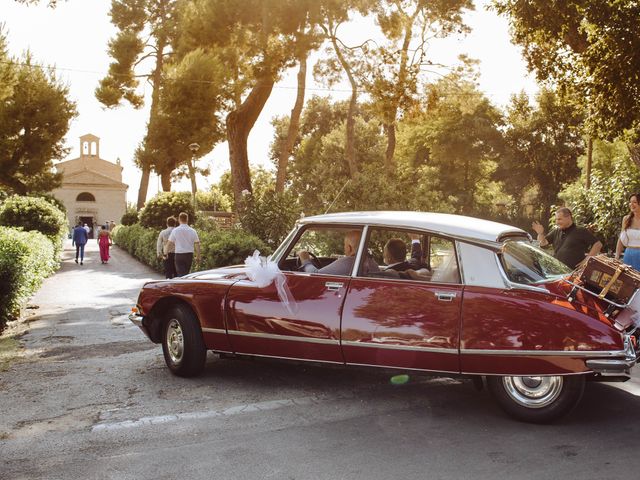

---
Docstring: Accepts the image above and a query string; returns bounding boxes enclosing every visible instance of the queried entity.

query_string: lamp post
[188,142,200,212]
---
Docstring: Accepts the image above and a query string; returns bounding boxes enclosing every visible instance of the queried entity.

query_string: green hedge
[0,195,67,258]
[0,227,56,330]
[114,224,269,273]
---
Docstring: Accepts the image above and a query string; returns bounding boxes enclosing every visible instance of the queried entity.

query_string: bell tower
[79,133,100,159]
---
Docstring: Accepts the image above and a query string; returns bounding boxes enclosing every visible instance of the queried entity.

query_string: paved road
[1,240,640,480]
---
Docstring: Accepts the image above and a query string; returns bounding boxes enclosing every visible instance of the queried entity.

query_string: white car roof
[298,211,528,244]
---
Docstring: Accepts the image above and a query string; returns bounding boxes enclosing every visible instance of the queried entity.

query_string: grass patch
[0,337,22,371]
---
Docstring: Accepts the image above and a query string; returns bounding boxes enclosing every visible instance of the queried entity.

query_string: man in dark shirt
[532,207,602,269]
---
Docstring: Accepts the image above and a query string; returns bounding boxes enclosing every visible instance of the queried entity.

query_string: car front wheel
[161,305,207,377]
[487,374,585,423]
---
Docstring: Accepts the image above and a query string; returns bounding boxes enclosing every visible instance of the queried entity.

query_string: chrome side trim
[234,352,344,365]
[227,330,339,345]
[202,328,227,335]
[460,348,627,357]
[465,371,590,377]
[342,341,456,354]
[345,362,458,374]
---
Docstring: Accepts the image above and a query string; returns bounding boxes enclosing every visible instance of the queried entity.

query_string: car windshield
[499,240,571,285]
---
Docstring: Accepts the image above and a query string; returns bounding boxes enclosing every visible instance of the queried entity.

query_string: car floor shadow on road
[181,354,640,428]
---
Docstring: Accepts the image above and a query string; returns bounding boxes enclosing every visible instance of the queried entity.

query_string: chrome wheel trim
[502,376,564,409]
[166,318,184,364]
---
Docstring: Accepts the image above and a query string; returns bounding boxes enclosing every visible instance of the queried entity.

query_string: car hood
[181,264,248,281]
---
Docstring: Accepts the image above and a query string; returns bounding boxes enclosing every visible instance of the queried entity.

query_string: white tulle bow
[244,250,297,314]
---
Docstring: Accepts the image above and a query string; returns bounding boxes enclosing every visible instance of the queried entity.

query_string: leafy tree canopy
[495,88,584,224]
[0,48,77,195]
[493,1,640,146]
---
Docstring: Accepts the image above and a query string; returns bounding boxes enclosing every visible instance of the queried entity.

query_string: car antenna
[324,179,351,214]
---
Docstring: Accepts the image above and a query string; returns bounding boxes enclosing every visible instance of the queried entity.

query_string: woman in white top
[615,193,640,269]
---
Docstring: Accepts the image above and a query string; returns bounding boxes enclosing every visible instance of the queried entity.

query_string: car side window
[279,226,363,274]
[358,228,459,283]
[428,236,460,283]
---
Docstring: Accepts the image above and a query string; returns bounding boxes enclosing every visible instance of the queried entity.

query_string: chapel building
[52,134,128,238]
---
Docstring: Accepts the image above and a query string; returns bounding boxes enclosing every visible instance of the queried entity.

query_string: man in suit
[72,222,88,265]
[383,235,425,272]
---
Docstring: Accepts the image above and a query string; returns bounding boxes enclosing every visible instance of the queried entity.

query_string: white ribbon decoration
[244,250,297,314]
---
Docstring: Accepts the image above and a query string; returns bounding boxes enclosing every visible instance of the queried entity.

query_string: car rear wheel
[161,305,207,377]
[487,374,585,423]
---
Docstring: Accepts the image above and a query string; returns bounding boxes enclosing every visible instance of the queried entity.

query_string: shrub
[35,193,67,214]
[0,195,67,258]
[113,224,162,271]
[139,191,195,228]
[239,190,301,248]
[114,224,267,273]
[0,227,56,331]
[120,211,139,226]
[196,187,232,212]
[199,228,269,268]
[559,157,640,252]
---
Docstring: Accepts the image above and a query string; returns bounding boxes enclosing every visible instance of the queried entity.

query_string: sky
[3,0,538,205]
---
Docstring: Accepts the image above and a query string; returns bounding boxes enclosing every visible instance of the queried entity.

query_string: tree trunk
[136,165,151,209]
[628,143,640,170]
[585,137,593,189]
[226,74,275,211]
[276,53,307,193]
[330,34,358,178]
[384,123,396,172]
[160,171,171,192]
[136,34,166,210]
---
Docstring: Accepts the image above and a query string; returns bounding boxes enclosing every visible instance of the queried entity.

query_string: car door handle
[435,292,456,302]
[325,281,344,291]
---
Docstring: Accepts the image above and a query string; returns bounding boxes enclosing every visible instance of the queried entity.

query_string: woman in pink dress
[98,225,112,264]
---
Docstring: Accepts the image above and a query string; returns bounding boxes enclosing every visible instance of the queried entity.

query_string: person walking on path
[72,222,88,265]
[615,193,640,269]
[156,216,177,278]
[166,212,200,277]
[97,225,113,264]
[532,207,602,269]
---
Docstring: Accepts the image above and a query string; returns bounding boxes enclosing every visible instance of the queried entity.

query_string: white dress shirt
[168,224,200,254]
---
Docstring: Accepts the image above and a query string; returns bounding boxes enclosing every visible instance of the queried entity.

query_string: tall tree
[0,52,76,194]
[397,74,504,214]
[143,48,227,196]
[179,0,328,211]
[96,0,178,209]
[496,89,584,225]
[274,21,321,193]
[493,0,640,167]
[315,0,376,179]
[366,0,472,172]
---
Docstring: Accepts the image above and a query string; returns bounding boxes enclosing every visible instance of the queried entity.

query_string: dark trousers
[163,252,177,279]
[75,243,85,261]
[174,252,193,277]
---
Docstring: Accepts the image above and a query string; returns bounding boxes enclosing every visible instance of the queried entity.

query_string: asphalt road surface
[1,240,640,480]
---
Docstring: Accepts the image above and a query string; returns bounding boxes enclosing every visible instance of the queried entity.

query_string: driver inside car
[298,230,379,276]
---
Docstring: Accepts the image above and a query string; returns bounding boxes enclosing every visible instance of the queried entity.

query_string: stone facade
[52,134,128,238]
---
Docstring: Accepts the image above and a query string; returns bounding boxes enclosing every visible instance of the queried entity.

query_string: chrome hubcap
[502,376,563,409]
[166,319,184,364]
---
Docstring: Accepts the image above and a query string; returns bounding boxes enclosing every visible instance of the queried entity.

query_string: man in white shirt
[156,216,177,278]
[166,212,201,277]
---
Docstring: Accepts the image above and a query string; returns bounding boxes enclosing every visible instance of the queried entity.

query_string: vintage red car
[129,211,639,423]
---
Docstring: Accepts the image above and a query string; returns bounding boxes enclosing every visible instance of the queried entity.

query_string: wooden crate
[579,255,640,304]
